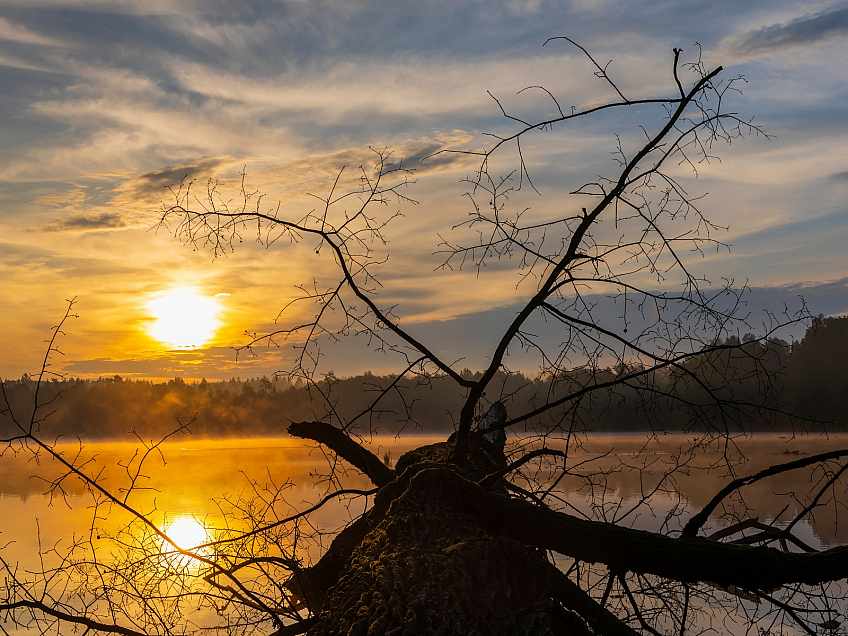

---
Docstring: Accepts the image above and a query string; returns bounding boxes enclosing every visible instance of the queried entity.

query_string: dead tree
[2,40,846,636]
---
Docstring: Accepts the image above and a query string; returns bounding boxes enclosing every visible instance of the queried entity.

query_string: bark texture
[301,435,591,635]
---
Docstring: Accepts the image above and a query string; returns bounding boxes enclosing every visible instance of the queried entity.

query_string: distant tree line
[3,317,846,441]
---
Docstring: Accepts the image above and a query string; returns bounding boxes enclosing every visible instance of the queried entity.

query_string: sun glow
[165,517,209,550]
[161,517,210,566]
[146,287,223,349]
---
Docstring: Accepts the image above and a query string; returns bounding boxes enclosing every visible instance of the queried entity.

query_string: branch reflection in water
[1,434,846,634]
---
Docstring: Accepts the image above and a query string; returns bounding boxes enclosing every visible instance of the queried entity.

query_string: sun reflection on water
[161,516,211,567]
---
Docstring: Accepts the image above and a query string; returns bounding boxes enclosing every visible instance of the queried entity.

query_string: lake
[2,432,847,634]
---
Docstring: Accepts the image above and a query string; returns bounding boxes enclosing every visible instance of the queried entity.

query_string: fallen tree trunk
[415,467,848,591]
[296,437,595,635]
[285,425,639,634]
[285,420,848,636]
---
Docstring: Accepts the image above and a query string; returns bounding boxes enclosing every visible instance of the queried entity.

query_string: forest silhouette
[4,317,845,441]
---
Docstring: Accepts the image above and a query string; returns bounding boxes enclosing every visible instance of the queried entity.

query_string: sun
[160,516,211,567]
[146,287,223,349]
[164,517,209,551]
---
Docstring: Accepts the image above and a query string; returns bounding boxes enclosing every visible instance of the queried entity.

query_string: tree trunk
[286,423,848,636]
[296,436,595,635]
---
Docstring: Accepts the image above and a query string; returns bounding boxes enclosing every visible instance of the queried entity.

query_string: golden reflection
[161,516,210,567]
[146,287,223,349]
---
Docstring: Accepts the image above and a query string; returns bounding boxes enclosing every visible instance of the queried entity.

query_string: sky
[0,0,847,381]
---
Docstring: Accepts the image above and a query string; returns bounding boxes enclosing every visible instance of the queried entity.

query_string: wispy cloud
[164,13,277,49]
[719,4,848,60]
[0,62,295,182]
[41,211,127,232]
[0,16,64,46]
[0,0,204,14]
[121,157,232,196]
[168,52,630,124]
[0,50,60,72]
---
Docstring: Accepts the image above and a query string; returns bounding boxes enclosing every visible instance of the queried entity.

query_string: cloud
[62,345,295,381]
[720,4,848,60]
[388,139,474,172]
[66,137,473,229]
[31,181,149,233]
[0,50,59,72]
[0,57,306,183]
[0,240,58,266]
[0,16,64,46]
[189,133,478,205]
[748,277,848,319]
[41,211,127,232]
[168,52,616,124]
[35,188,88,208]
[0,240,143,278]
[0,0,204,14]
[121,157,231,196]
[830,170,848,182]
[164,12,277,49]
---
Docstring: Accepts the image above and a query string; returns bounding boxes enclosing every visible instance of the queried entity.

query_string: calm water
[2,432,847,635]
[4,433,847,559]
